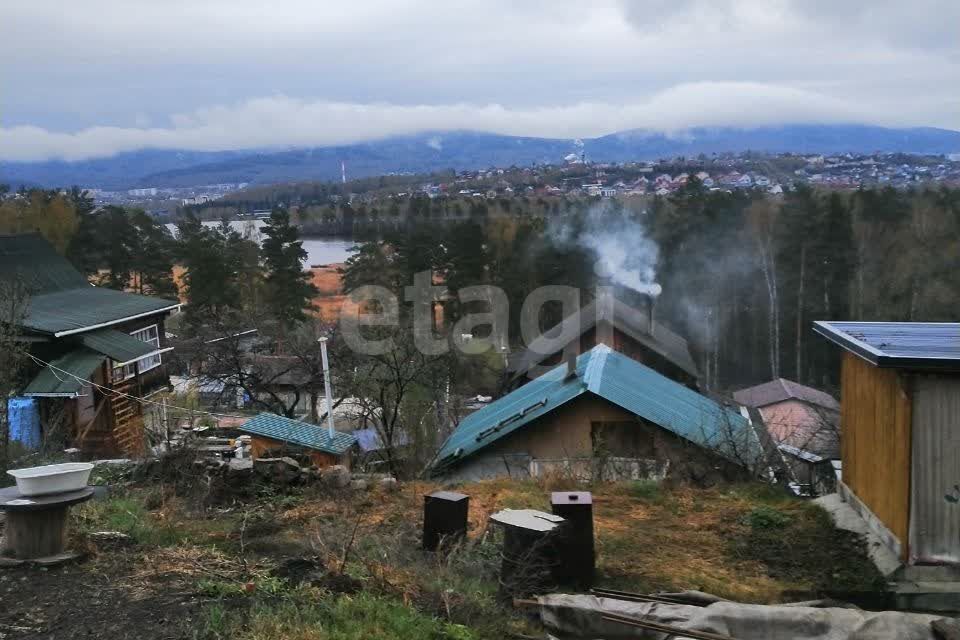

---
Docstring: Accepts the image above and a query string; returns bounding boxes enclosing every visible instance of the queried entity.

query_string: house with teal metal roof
[431,344,764,482]
[240,412,358,468]
[2,233,181,458]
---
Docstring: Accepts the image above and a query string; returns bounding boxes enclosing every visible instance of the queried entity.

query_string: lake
[165,220,356,268]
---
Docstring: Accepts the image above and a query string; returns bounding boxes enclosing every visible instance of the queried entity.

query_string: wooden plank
[2,508,69,559]
[841,352,911,557]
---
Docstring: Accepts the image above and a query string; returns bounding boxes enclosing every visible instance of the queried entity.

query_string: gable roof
[432,344,756,474]
[733,378,838,412]
[0,233,89,294]
[0,234,179,336]
[239,412,357,455]
[813,321,960,370]
[507,291,699,379]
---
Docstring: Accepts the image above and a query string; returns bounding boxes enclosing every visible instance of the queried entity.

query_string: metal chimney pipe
[565,351,578,379]
[648,295,656,337]
[318,337,335,439]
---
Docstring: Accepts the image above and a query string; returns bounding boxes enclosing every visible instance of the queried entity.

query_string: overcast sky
[2,0,958,161]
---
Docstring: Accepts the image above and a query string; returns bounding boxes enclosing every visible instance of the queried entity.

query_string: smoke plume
[552,202,662,297]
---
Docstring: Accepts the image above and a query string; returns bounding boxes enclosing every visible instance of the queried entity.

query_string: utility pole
[161,398,169,448]
[318,337,336,439]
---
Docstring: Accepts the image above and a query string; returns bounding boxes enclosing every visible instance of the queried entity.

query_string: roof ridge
[584,343,610,393]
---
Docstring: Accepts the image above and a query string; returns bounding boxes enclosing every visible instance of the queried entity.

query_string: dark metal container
[423,490,469,551]
[550,491,595,588]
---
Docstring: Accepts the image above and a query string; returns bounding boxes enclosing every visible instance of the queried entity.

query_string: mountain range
[2,124,959,190]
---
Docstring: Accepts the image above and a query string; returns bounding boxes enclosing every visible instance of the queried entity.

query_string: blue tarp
[8,397,41,449]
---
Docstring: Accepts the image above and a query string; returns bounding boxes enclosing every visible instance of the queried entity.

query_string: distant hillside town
[69,150,960,219]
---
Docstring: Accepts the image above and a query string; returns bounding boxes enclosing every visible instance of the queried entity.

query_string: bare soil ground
[0,556,204,640]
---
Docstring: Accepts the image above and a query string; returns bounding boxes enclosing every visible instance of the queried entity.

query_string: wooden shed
[814,321,960,565]
[239,412,358,469]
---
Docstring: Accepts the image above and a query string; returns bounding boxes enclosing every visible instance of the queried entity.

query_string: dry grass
[426,479,878,603]
[65,477,881,639]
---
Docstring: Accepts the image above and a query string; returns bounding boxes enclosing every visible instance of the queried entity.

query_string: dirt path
[0,559,204,640]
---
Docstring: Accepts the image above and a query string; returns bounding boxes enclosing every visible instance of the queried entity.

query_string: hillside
[2,125,959,190]
[0,465,883,639]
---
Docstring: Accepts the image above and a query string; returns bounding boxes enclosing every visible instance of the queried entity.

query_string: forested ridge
[340,182,960,392]
[4,181,960,395]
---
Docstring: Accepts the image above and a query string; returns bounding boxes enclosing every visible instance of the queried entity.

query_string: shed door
[911,376,960,564]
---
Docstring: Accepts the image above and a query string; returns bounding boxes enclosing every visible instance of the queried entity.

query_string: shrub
[628,479,663,502]
[743,505,790,530]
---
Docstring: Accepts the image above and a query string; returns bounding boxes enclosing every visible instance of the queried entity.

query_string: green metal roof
[0,233,89,294]
[0,233,179,336]
[24,286,179,336]
[22,348,106,397]
[239,413,357,455]
[432,344,759,473]
[80,328,159,364]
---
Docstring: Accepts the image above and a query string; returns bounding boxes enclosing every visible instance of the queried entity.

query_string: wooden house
[506,291,699,390]
[238,412,357,468]
[2,233,180,458]
[432,344,765,483]
[815,321,960,565]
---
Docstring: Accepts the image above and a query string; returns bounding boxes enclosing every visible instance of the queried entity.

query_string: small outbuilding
[815,321,960,565]
[734,378,839,495]
[239,412,357,468]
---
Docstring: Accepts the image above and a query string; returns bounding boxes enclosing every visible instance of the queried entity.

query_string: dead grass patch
[61,477,882,639]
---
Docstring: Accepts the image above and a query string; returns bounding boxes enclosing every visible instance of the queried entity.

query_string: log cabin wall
[840,351,912,555]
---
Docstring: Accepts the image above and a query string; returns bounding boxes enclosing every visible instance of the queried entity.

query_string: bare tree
[761,406,840,495]
[175,311,325,419]
[0,279,29,473]
[337,322,456,476]
[747,199,782,379]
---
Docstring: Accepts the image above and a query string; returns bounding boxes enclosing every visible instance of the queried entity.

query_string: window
[112,324,162,381]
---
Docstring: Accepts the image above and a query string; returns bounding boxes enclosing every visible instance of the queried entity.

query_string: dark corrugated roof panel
[239,413,357,455]
[81,328,160,364]
[813,321,960,370]
[23,349,105,397]
[24,287,179,336]
[432,344,756,474]
[0,233,89,294]
[1,233,179,335]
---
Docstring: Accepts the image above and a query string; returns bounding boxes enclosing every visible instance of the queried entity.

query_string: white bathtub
[7,462,94,497]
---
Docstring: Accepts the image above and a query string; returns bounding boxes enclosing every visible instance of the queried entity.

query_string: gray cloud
[1,0,957,161]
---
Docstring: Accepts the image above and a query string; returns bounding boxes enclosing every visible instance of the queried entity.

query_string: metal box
[423,490,469,551]
[551,491,595,588]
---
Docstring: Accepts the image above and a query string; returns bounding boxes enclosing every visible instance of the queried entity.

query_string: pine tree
[261,208,317,330]
[177,214,251,329]
[99,206,138,289]
[130,210,177,298]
